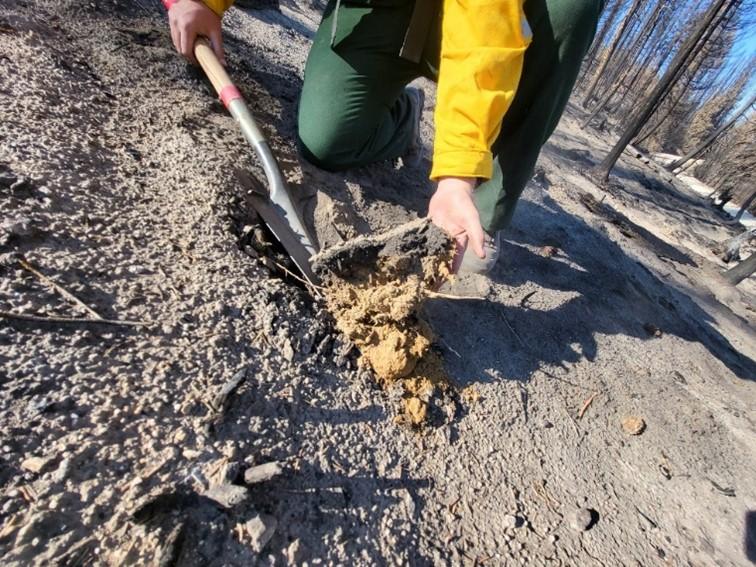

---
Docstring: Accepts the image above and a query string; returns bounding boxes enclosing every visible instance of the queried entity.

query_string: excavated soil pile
[313,219,454,424]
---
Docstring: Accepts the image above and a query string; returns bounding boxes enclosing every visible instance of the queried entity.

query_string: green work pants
[297,0,603,231]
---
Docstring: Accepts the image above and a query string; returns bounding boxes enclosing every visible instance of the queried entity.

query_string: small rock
[244,461,283,485]
[52,397,76,412]
[27,397,52,416]
[51,458,71,483]
[1,498,19,515]
[90,408,111,425]
[10,177,32,193]
[21,456,51,474]
[183,449,202,460]
[284,538,304,563]
[0,171,18,188]
[1,218,34,237]
[282,340,295,362]
[245,513,277,553]
[460,386,480,404]
[569,507,595,531]
[204,483,249,508]
[502,514,523,529]
[540,245,559,257]
[622,416,646,435]
[0,252,20,267]
[643,323,662,337]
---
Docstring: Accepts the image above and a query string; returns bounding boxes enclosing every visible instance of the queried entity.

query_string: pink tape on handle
[219,85,243,108]
[162,0,179,10]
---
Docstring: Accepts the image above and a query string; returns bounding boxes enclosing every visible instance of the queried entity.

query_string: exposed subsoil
[315,219,455,425]
[1,1,755,566]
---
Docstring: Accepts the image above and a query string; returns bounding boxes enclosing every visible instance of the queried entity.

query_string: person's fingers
[180,27,197,63]
[178,26,190,59]
[451,234,468,274]
[465,216,486,259]
[209,28,226,66]
[170,22,180,55]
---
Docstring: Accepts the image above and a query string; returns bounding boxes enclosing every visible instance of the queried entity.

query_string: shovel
[193,39,320,285]
[192,40,450,287]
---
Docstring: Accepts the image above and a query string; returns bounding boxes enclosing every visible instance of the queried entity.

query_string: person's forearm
[430,0,530,181]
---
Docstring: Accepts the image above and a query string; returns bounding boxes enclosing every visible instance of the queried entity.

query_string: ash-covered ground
[1,1,755,565]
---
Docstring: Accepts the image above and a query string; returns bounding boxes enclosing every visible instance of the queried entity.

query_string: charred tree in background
[734,190,756,222]
[666,93,756,171]
[590,0,738,182]
[581,0,644,108]
[723,252,756,285]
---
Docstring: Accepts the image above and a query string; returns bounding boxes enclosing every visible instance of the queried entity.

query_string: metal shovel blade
[244,189,320,287]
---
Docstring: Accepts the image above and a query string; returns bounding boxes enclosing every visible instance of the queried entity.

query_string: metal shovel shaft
[193,39,319,285]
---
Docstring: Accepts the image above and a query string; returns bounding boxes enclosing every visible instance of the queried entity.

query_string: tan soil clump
[322,249,454,426]
[621,416,646,435]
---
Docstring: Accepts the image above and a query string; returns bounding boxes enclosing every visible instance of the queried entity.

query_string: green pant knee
[296,116,356,172]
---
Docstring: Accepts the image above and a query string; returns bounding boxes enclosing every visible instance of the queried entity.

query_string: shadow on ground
[213,13,755,387]
[425,195,755,386]
[202,367,432,562]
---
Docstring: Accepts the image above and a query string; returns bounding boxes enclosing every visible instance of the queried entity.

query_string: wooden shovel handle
[194,38,240,106]
[192,36,266,147]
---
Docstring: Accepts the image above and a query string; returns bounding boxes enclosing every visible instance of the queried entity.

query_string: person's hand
[168,0,225,65]
[428,176,486,273]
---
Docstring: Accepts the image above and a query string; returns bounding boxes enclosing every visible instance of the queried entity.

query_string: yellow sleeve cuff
[201,0,233,17]
[430,150,493,181]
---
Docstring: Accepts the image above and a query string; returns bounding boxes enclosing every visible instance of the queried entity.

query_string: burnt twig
[210,368,248,413]
[0,310,147,327]
[578,392,599,419]
[18,256,103,319]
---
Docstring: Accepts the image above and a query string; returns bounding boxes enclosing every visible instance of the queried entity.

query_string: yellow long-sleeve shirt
[431,0,530,180]
[201,0,530,181]
[202,0,233,17]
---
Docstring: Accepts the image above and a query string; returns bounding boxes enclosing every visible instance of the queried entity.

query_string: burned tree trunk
[582,1,668,130]
[723,252,756,285]
[666,93,756,171]
[713,228,755,263]
[582,0,624,76]
[734,190,756,222]
[581,0,643,108]
[632,0,737,143]
[591,0,734,182]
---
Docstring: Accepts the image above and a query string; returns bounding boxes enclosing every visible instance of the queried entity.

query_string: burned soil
[315,219,456,425]
[1,1,755,566]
